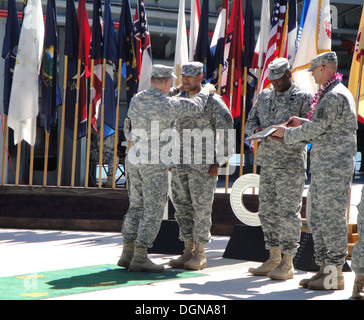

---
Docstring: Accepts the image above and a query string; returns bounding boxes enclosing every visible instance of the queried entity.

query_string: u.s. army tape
[230,174,261,226]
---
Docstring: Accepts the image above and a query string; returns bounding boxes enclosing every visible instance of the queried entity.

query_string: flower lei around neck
[308,73,343,120]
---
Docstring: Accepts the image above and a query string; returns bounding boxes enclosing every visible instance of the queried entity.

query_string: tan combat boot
[307,266,344,290]
[248,247,282,276]
[299,265,326,288]
[268,254,294,280]
[117,240,134,269]
[352,274,364,300]
[128,246,165,273]
[184,242,207,270]
[168,241,195,268]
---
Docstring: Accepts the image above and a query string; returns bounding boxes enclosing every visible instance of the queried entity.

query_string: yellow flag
[348,5,364,123]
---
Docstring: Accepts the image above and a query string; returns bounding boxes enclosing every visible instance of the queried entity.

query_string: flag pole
[71,58,82,187]
[253,67,262,175]
[217,64,223,95]
[85,59,95,188]
[112,58,123,189]
[1,115,8,185]
[225,58,235,193]
[57,55,68,187]
[239,67,248,176]
[98,58,107,189]
[175,64,180,86]
[15,142,21,186]
[29,145,34,186]
[43,132,50,186]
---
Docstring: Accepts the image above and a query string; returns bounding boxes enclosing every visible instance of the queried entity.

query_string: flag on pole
[292,0,331,94]
[64,0,90,139]
[40,0,61,133]
[296,0,310,54]
[118,0,138,107]
[76,0,91,138]
[89,0,103,131]
[174,0,189,84]
[259,0,288,92]
[224,0,244,119]
[134,0,152,91]
[195,0,212,81]
[348,5,364,123]
[243,0,256,114]
[243,0,256,73]
[209,0,228,84]
[251,0,270,72]
[2,0,20,116]
[285,0,297,65]
[103,0,118,139]
[189,0,200,61]
[7,0,44,146]
[64,0,79,139]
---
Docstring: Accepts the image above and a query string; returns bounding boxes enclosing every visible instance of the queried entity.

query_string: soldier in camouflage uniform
[273,52,357,290]
[167,62,234,270]
[117,64,216,273]
[245,58,312,280]
[352,189,364,299]
[90,130,118,188]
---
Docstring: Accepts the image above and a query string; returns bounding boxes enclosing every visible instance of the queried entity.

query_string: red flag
[259,0,288,92]
[76,0,91,137]
[224,0,244,119]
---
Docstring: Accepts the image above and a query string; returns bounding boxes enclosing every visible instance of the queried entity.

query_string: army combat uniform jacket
[284,82,357,175]
[245,83,312,169]
[169,88,234,172]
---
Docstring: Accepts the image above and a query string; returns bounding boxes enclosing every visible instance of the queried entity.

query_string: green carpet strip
[0,264,205,300]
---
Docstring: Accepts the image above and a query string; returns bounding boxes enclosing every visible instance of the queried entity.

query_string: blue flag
[64,0,80,139]
[2,0,20,116]
[40,0,61,133]
[118,0,138,107]
[296,0,310,54]
[103,0,118,139]
[90,0,103,60]
[195,0,212,82]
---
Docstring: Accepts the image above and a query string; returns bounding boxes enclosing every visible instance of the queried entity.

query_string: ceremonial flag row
[1,0,141,187]
[3,0,364,188]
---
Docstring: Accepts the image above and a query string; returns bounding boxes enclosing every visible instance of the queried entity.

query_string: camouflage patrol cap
[308,51,338,71]
[151,64,177,78]
[181,61,204,76]
[268,58,290,80]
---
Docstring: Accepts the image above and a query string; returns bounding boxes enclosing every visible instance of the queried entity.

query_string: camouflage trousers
[352,190,364,275]
[308,171,351,268]
[170,169,218,244]
[122,164,169,248]
[258,167,306,256]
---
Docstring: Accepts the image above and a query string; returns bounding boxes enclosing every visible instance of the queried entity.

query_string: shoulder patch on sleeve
[224,112,233,123]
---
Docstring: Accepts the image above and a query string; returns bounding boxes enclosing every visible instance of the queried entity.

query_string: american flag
[259,0,287,92]
[134,0,152,90]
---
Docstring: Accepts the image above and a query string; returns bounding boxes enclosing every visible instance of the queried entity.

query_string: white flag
[8,0,44,146]
[189,0,200,61]
[292,0,331,94]
[174,0,189,84]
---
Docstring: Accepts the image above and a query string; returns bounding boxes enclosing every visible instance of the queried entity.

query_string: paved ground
[1,172,363,303]
[0,228,358,301]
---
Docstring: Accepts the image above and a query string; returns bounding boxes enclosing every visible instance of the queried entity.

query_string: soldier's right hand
[203,83,217,95]
[286,116,303,127]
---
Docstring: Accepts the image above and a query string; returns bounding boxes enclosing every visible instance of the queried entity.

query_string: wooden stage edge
[0,185,306,236]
